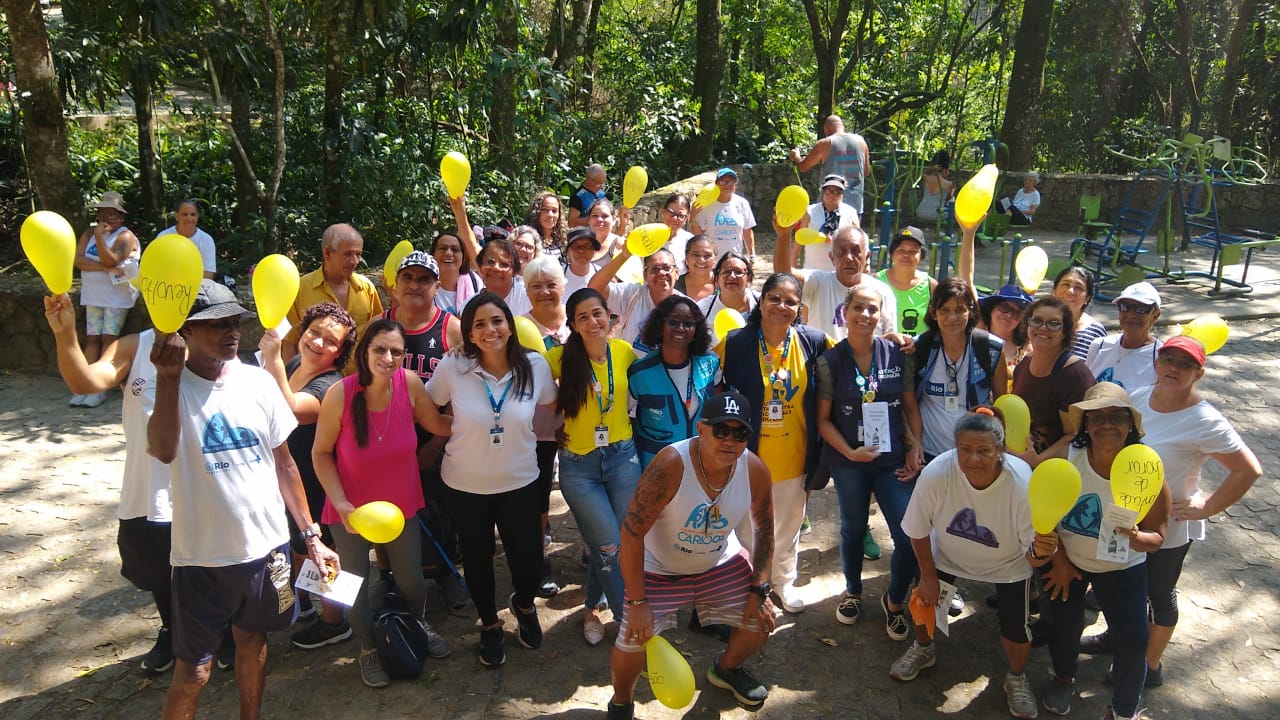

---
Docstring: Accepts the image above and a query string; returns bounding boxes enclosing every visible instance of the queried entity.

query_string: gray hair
[1026,172,1041,185]
[586,163,606,181]
[954,412,1005,446]
[321,223,362,252]
[523,254,566,286]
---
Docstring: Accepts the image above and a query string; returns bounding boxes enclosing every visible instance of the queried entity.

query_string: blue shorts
[171,545,298,665]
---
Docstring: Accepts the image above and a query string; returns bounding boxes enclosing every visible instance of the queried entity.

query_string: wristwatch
[299,523,322,541]
[748,582,772,599]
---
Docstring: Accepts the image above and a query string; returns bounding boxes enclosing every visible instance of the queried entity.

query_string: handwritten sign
[1109,445,1164,522]
[138,234,204,332]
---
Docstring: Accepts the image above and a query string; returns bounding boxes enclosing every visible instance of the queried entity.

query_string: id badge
[489,426,505,448]
[767,400,783,422]
[594,425,610,447]
[267,550,295,614]
[945,395,960,412]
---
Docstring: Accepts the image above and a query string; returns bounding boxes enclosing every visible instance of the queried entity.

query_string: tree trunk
[680,0,722,172]
[800,0,853,127]
[554,0,594,71]
[999,0,1056,170]
[489,0,518,178]
[322,9,348,224]
[227,81,259,230]
[1216,0,1257,136]
[131,64,164,229]
[260,0,287,254]
[1,0,84,227]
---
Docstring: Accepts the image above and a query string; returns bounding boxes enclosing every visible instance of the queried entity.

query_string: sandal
[584,615,606,646]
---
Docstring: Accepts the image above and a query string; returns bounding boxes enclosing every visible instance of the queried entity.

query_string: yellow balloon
[695,183,719,208]
[252,254,300,329]
[1029,458,1083,533]
[713,308,746,340]
[645,635,695,709]
[623,166,648,208]
[138,234,205,333]
[1110,444,1164,522]
[626,223,671,258]
[440,151,471,199]
[993,394,1031,453]
[513,315,546,354]
[775,185,809,227]
[348,501,406,544]
[20,210,76,295]
[384,240,415,290]
[955,164,999,226]
[1181,315,1228,355]
[794,228,827,246]
[1014,246,1049,292]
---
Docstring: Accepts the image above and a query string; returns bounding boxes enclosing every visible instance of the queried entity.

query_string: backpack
[373,592,430,679]
[913,329,1000,408]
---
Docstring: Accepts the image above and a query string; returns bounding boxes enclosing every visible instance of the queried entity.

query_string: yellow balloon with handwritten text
[139,234,205,333]
[645,635,695,708]
[1181,315,1228,355]
[1109,444,1164,522]
[622,166,648,208]
[20,211,76,295]
[775,185,809,227]
[955,164,999,226]
[626,223,671,258]
[252,254,300,330]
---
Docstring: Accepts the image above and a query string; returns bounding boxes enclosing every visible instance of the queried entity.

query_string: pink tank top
[321,369,425,526]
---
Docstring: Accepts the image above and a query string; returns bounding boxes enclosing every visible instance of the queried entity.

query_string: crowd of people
[44,154,1262,720]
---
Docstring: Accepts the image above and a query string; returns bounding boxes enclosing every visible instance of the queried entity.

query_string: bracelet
[299,523,321,541]
[626,598,647,606]
[1028,544,1046,561]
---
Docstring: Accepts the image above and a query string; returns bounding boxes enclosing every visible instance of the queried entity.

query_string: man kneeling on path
[607,392,776,718]
[147,280,339,720]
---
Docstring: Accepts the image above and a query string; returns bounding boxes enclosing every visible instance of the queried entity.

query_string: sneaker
[706,654,768,707]
[69,393,86,407]
[140,627,175,673]
[881,593,910,641]
[359,648,390,688]
[508,593,542,649]
[215,632,236,671]
[536,559,560,599]
[297,593,317,621]
[1004,672,1039,718]
[776,583,805,614]
[835,593,862,625]
[1104,661,1163,688]
[1041,677,1076,716]
[291,618,353,649]
[479,625,506,667]
[606,701,635,720]
[800,515,812,535]
[949,591,965,617]
[1101,706,1145,720]
[889,641,936,681]
[1080,630,1112,654]
[419,619,453,658]
[439,574,470,616]
[81,391,106,408]
[863,529,882,560]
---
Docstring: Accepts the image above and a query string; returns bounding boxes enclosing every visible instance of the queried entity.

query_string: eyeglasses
[665,318,699,331]
[645,265,675,275]
[1086,410,1132,427]
[1116,301,1155,315]
[370,345,406,359]
[719,268,748,278]
[664,208,689,220]
[1028,317,1064,332]
[710,422,752,442]
[481,257,513,270]
[512,241,537,252]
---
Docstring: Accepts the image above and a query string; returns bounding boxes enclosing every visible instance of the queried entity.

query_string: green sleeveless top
[876,269,932,336]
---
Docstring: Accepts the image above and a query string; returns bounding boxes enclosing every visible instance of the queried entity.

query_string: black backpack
[373,592,430,679]
[912,328,1000,408]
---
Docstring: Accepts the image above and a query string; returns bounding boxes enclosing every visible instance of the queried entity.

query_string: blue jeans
[1042,561,1149,717]
[557,439,641,612]
[829,462,919,603]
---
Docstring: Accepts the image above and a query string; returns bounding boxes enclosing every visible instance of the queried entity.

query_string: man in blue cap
[691,167,757,261]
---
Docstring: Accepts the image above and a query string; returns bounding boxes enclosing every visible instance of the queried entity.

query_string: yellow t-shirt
[545,339,637,455]
[285,268,385,347]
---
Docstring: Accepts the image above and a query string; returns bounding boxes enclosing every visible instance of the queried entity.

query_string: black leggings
[938,571,1030,643]
[444,480,544,626]
[535,440,558,515]
[1146,541,1192,627]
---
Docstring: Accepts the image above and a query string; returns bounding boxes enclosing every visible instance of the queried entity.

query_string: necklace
[693,439,730,495]
[371,383,394,442]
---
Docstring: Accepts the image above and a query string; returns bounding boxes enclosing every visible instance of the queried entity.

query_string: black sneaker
[606,701,635,720]
[536,559,560,599]
[479,625,506,667]
[509,593,543,649]
[297,592,317,621]
[1080,629,1112,654]
[706,654,768,707]
[881,593,910,641]
[215,631,236,671]
[291,619,353,650]
[140,627,175,673]
[439,574,471,616]
[835,593,862,625]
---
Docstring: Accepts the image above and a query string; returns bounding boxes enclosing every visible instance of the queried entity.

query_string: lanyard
[666,360,696,411]
[942,345,966,396]
[759,329,792,399]
[590,342,615,421]
[848,341,879,403]
[481,373,514,428]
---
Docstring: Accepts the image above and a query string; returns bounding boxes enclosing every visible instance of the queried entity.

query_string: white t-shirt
[1013,188,1040,214]
[693,194,756,258]
[608,283,688,350]
[1086,335,1160,390]
[1059,446,1146,573]
[118,330,173,522]
[665,228,695,274]
[158,226,217,274]
[902,450,1035,583]
[1129,385,1245,548]
[563,265,596,299]
[80,227,140,309]
[801,271,897,340]
[426,352,556,494]
[167,362,298,567]
[919,348,971,457]
[800,201,858,272]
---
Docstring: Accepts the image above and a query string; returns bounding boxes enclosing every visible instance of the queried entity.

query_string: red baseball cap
[1159,335,1206,367]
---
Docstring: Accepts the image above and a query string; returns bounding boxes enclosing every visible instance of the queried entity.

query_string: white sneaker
[1004,671,1038,719]
[776,583,805,613]
[81,392,106,408]
[889,641,936,681]
[69,394,86,407]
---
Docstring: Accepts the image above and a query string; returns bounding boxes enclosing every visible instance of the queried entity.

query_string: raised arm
[771,215,812,283]
[789,138,830,172]
[45,294,137,393]
[589,246,633,292]
[956,212,983,304]
[449,194,482,266]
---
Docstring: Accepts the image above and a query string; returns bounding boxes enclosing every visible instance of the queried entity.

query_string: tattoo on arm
[749,489,774,580]
[623,457,679,538]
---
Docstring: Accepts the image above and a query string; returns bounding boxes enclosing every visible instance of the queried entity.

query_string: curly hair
[298,302,357,370]
[526,191,567,255]
[639,295,710,356]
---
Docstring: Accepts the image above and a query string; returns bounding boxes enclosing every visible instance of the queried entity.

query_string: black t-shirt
[284,354,342,494]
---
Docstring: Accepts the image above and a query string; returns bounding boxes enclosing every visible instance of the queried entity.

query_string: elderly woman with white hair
[997,172,1040,226]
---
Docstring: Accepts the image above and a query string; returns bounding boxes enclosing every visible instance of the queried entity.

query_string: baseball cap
[398,250,439,277]
[889,225,928,253]
[566,226,601,251]
[1114,281,1162,308]
[716,167,738,180]
[187,279,251,322]
[701,391,754,430]
[1159,335,1206,367]
[821,174,847,191]
[92,191,127,213]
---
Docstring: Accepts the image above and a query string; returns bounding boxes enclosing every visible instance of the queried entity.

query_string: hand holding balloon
[252,254,301,330]
[43,293,77,336]
[348,501,406,544]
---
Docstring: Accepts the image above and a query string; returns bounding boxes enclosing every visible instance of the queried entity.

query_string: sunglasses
[710,422,752,443]
[1116,301,1155,315]
[665,318,699,331]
